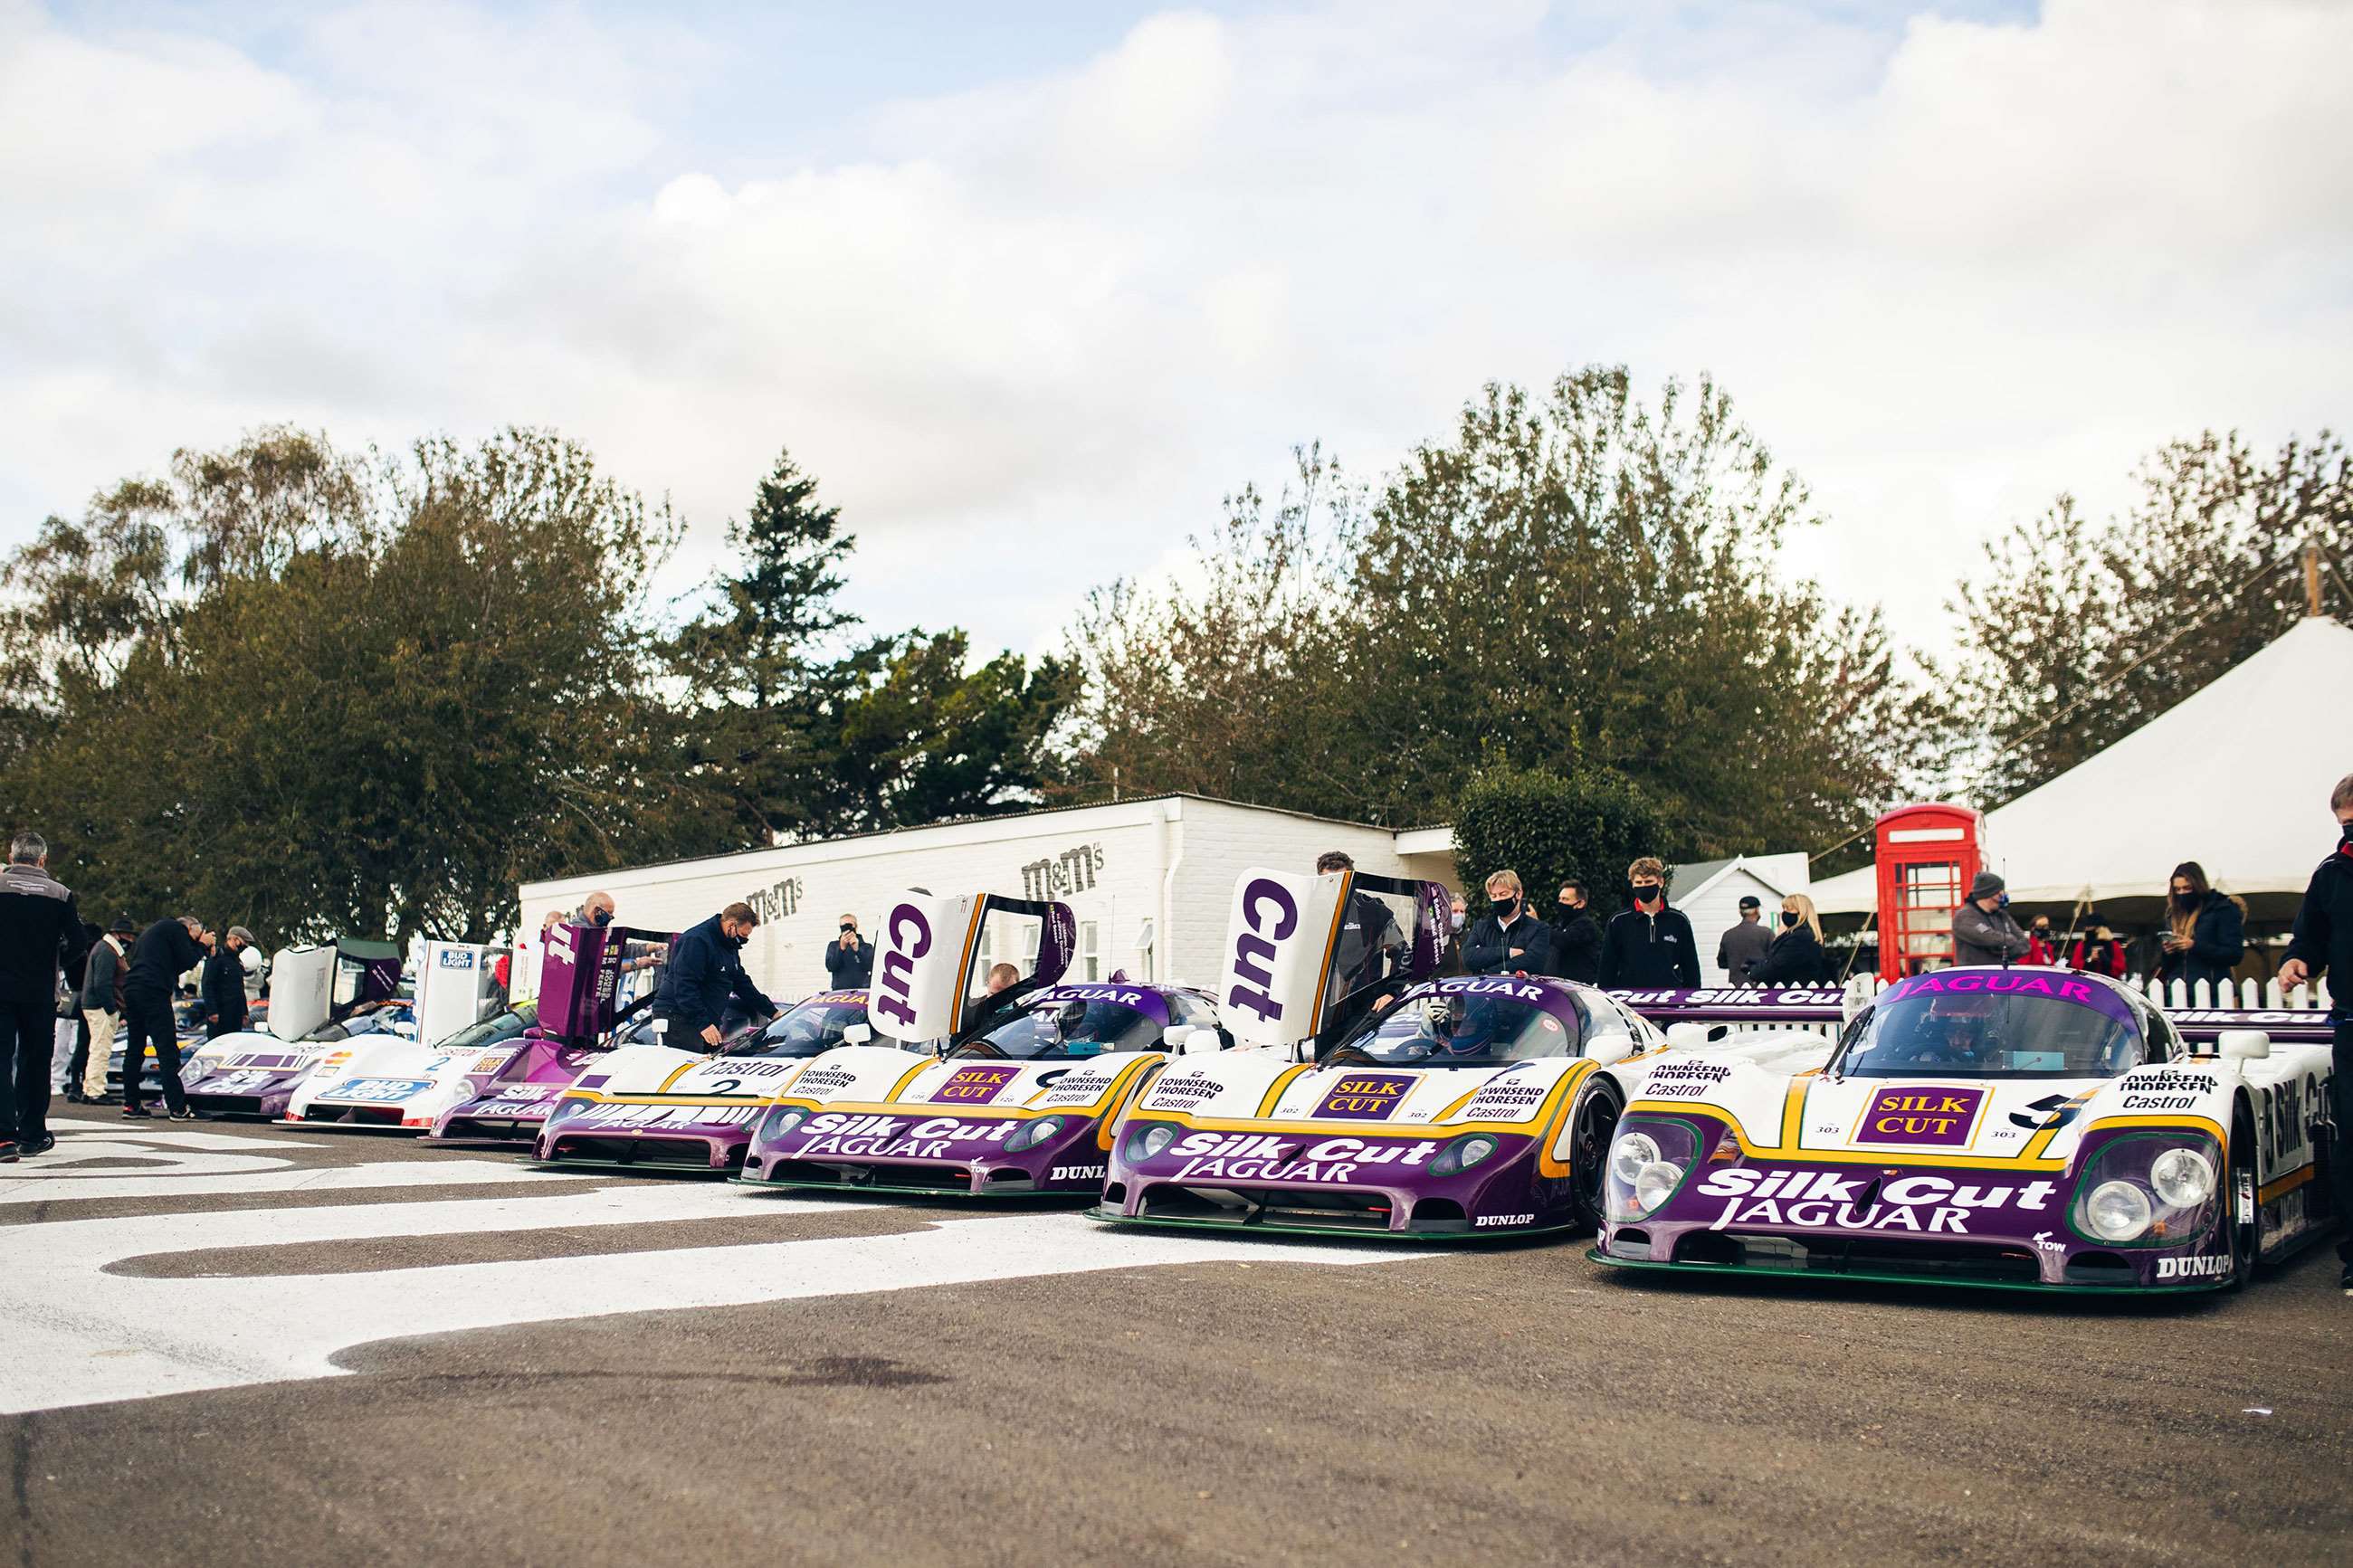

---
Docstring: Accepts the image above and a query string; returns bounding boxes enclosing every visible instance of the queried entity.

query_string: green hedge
[1452,762,1667,922]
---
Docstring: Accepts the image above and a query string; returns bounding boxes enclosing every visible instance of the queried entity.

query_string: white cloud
[1,0,2345,661]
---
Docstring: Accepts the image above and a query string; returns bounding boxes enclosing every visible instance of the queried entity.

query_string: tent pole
[2305,538,2324,618]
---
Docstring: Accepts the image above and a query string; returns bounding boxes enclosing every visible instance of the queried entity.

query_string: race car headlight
[1124,1121,1178,1162]
[2084,1179,2154,1242]
[1430,1133,1500,1178]
[760,1105,810,1141]
[1606,1117,1700,1221]
[1609,1132,1661,1187]
[1005,1115,1065,1153]
[1633,1162,1684,1215]
[2150,1147,2215,1208]
[553,1097,591,1120]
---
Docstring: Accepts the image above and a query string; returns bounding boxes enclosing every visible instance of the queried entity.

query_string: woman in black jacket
[1750,894,1828,985]
[2156,861,2244,996]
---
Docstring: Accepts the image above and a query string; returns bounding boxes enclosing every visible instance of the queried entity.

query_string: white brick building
[516,794,1462,1004]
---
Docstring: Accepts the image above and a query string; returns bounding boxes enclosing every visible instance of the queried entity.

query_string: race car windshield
[742,1000,872,1059]
[1330,994,1575,1067]
[1836,990,2142,1079]
[960,999,1159,1060]
[433,1001,537,1054]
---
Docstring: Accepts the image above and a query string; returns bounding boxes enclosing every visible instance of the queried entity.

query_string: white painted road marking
[0,1121,591,1203]
[1,1187,1427,1413]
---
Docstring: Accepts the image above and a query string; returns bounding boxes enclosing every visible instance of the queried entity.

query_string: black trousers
[65,1009,90,1088]
[2333,1018,2353,1266]
[205,1016,244,1040]
[122,990,186,1114]
[1,998,54,1144]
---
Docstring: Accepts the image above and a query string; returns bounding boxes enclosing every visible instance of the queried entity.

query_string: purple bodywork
[738,978,1205,1199]
[422,921,669,1145]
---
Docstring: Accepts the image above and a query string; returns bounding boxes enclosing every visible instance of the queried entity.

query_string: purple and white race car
[738,889,1225,1197]
[533,991,907,1174]
[1592,967,2338,1292]
[1090,864,1832,1240]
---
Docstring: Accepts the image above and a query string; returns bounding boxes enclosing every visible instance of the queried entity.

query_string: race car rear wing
[1215,867,1450,1050]
[1611,984,2339,1050]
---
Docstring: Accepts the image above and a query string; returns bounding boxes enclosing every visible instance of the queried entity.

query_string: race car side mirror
[842,1022,873,1046]
[2216,1029,2271,1061]
[1664,1022,1709,1050]
[1586,1034,1635,1067]
[1179,1028,1222,1055]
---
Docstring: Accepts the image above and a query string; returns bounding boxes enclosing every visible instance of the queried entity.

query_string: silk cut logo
[932,1065,1020,1105]
[1850,1085,1986,1148]
[1315,1074,1413,1120]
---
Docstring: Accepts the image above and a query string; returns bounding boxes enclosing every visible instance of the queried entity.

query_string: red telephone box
[1873,803,1986,981]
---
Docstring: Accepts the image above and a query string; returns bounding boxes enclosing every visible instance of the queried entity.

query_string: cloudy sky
[4,0,2345,660]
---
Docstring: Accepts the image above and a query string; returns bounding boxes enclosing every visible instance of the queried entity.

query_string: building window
[1134,918,1155,984]
[1079,920,1100,982]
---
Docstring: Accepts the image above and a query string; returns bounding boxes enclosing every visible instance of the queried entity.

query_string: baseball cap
[1737,895,1760,910]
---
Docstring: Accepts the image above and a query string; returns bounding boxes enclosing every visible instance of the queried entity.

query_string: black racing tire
[2225,1106,2260,1292]
[1566,1079,1625,1234]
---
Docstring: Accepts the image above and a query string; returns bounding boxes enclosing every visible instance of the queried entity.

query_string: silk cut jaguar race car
[738,890,1227,1197]
[1090,865,1836,1240]
[533,991,905,1174]
[1592,966,2339,1292]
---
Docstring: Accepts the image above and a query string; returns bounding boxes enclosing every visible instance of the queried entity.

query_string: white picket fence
[1841,971,2336,1014]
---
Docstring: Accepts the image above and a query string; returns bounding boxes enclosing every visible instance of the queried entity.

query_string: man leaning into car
[2276,770,2353,1297]
[652,901,776,1052]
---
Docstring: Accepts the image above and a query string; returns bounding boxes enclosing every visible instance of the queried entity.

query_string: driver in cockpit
[1899,1000,1995,1067]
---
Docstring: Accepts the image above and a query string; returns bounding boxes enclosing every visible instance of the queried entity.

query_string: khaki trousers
[82,1008,119,1097]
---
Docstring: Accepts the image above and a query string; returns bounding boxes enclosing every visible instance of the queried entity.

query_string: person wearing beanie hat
[1951,870,2031,968]
[201,925,256,1039]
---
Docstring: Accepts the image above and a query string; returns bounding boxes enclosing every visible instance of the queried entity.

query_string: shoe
[2340,1266,2352,1296]
[18,1135,53,1156]
[166,1107,199,1122]
[63,1089,86,1105]
[120,1106,151,1119]
[0,1143,16,1163]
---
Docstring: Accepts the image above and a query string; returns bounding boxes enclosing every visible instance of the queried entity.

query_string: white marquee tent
[1815,615,2353,924]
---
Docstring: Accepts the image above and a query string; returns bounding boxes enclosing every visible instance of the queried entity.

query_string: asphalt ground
[3,1115,2348,1568]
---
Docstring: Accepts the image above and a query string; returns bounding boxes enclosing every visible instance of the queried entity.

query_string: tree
[1065,446,1362,810]
[666,449,860,846]
[0,427,699,945]
[812,630,1077,836]
[1066,368,1941,854]
[1451,762,1666,923]
[1945,431,2353,803]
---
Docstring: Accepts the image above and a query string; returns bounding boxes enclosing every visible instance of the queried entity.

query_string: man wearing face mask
[650,901,776,1052]
[825,913,875,990]
[1463,870,1555,977]
[2276,772,2353,1296]
[1950,871,2031,967]
[1599,858,1700,989]
[1551,880,1601,984]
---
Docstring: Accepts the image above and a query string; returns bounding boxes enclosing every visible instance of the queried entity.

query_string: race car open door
[414,941,501,1045]
[266,945,338,1041]
[1215,867,1449,1054]
[864,890,1076,1046]
[538,921,674,1046]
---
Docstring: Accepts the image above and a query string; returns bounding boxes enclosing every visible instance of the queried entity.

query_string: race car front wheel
[1566,1080,1624,1234]
[2224,1107,2259,1292]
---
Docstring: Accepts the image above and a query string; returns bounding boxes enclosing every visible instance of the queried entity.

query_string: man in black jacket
[0,831,92,1157]
[653,902,776,1051]
[1551,880,1602,984]
[1598,857,1700,989]
[824,914,875,990]
[2277,772,2353,1294]
[202,926,255,1038]
[122,915,211,1120]
[1463,870,1553,977]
